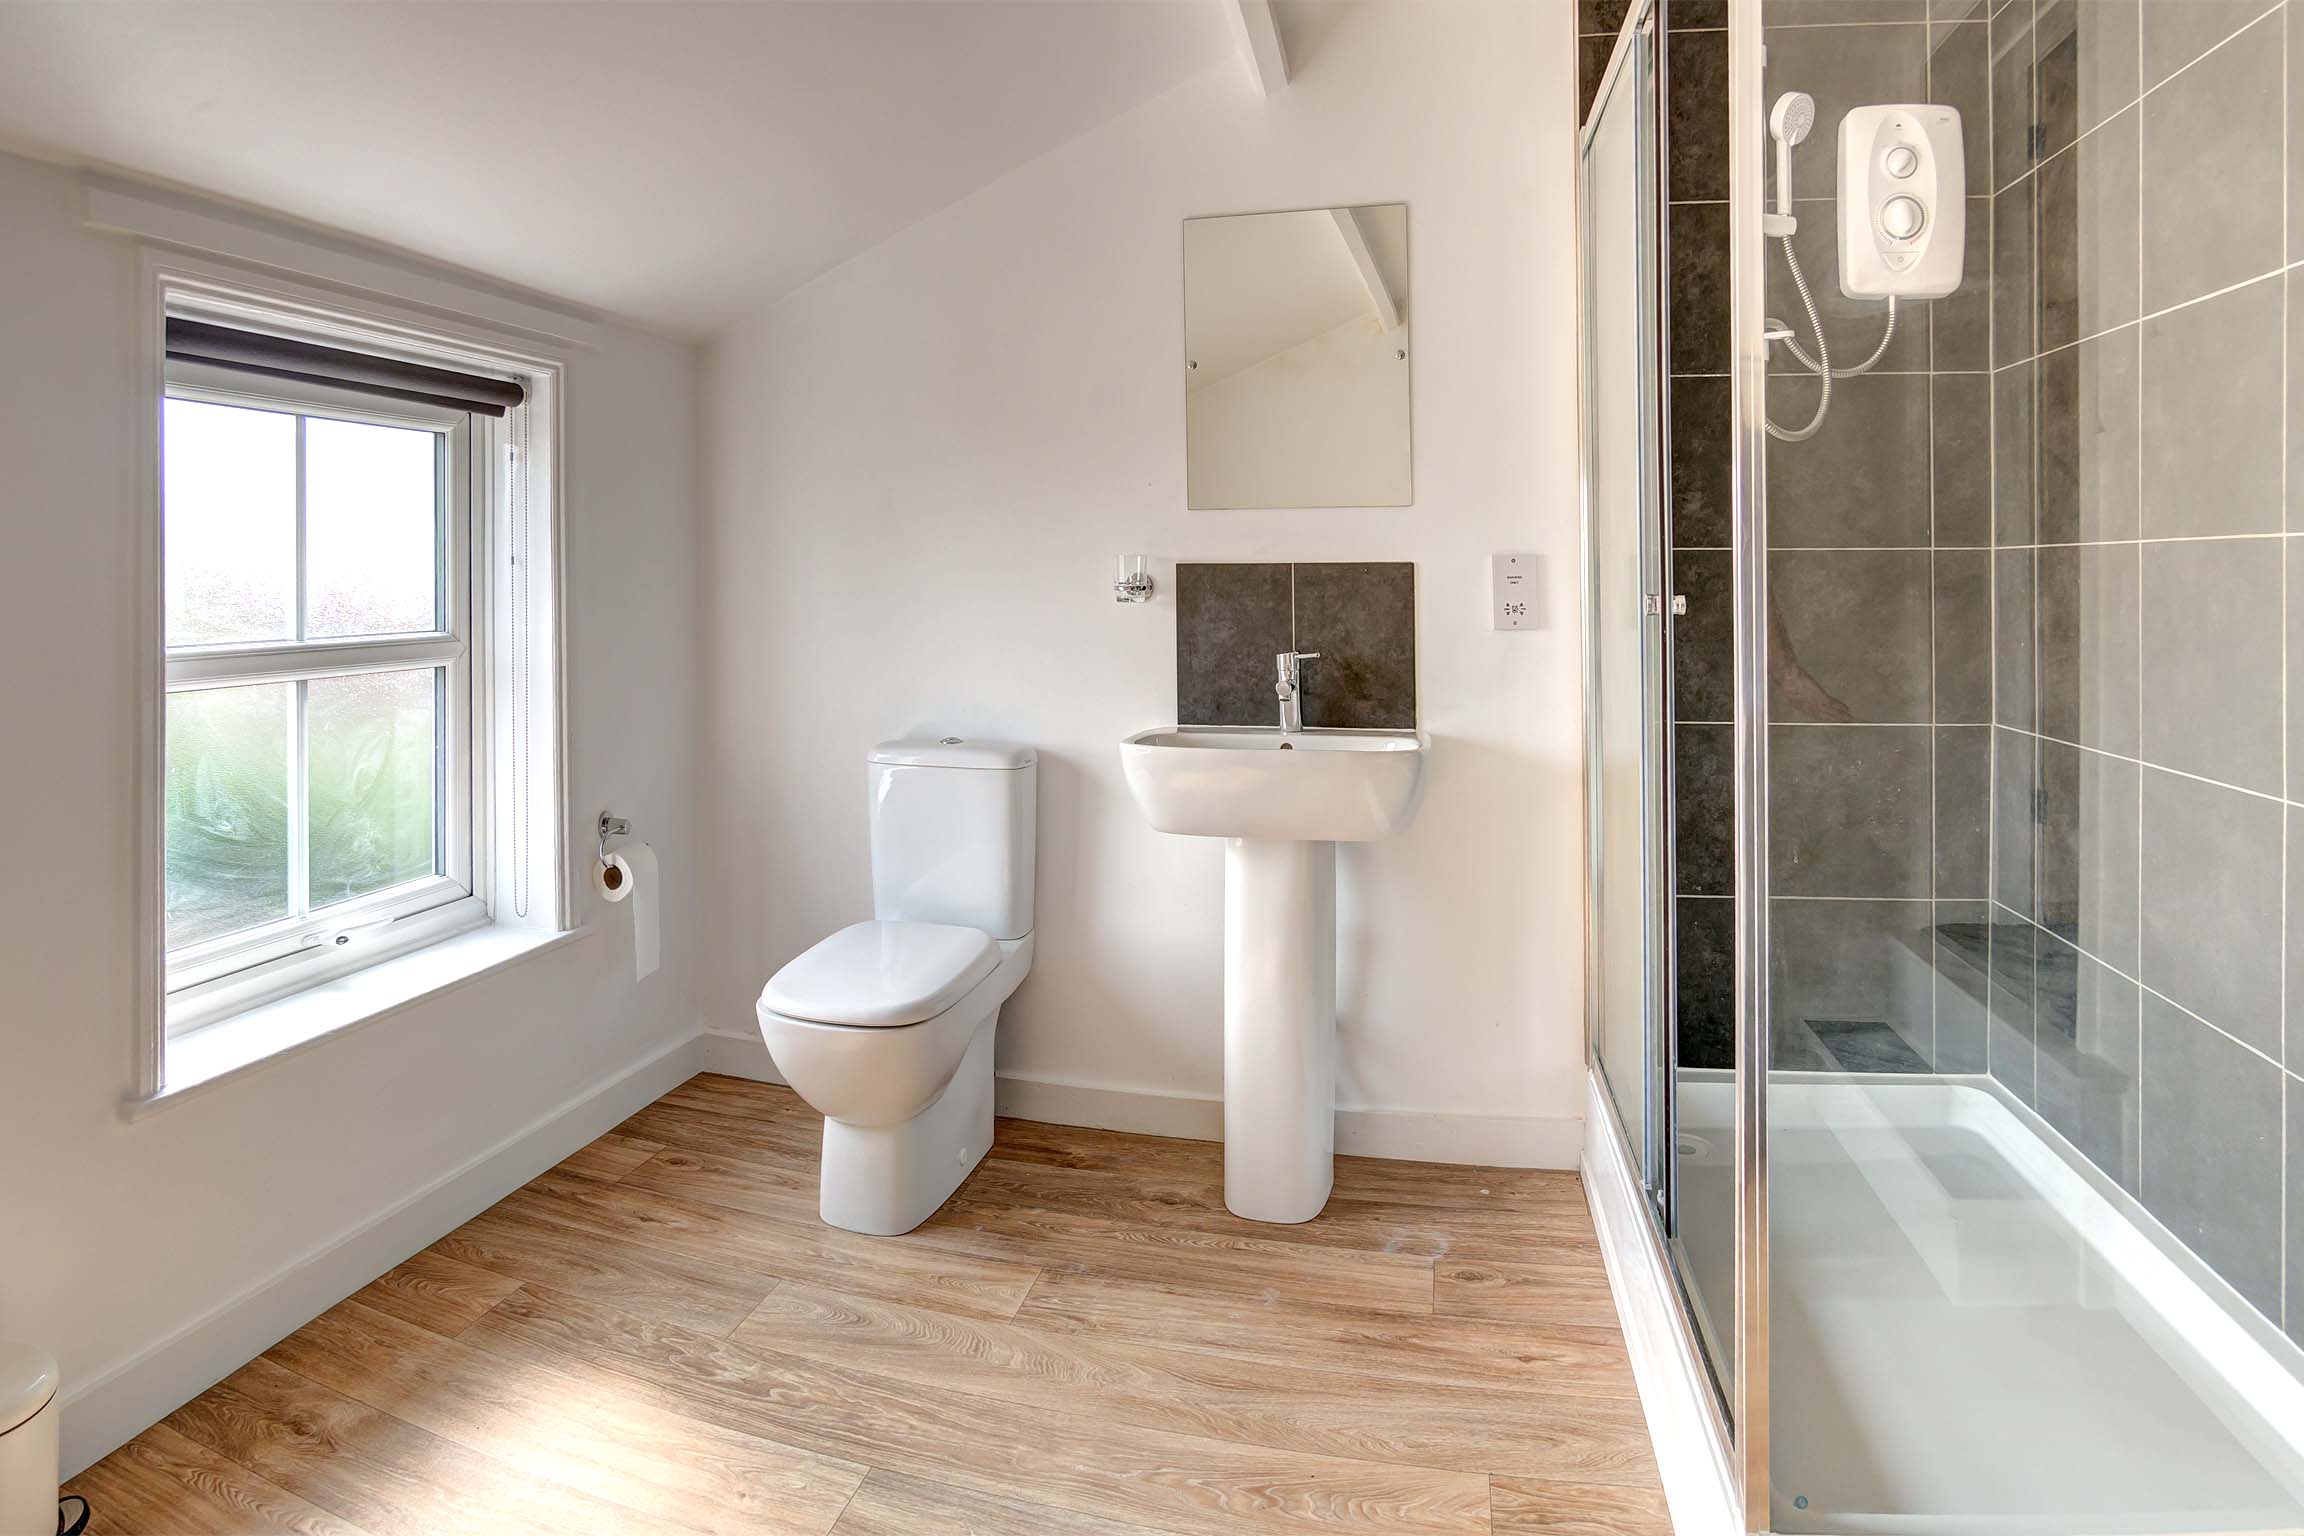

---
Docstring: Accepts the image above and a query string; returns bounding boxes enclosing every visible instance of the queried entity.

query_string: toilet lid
[760,920,999,1027]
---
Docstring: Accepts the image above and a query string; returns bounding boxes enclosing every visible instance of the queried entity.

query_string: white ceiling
[0,1,1234,337]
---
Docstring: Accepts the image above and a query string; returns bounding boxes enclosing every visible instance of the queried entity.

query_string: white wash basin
[1120,724,1429,1225]
[1119,727,1428,842]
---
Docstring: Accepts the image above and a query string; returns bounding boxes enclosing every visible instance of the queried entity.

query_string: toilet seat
[761,920,999,1028]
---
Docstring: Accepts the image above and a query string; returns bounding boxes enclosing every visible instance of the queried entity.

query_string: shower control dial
[1838,103,1965,300]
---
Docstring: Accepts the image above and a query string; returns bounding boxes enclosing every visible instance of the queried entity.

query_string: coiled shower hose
[1764,233,1898,443]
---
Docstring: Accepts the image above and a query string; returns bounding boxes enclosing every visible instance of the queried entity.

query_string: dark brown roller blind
[166,318,527,417]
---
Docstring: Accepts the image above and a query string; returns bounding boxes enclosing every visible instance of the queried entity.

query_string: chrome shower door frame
[1726,0,1773,1527]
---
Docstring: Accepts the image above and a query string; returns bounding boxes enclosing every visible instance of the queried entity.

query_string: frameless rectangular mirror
[1183,203,1410,510]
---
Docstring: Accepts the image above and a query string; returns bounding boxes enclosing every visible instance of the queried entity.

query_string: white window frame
[160,363,487,1031]
[132,248,572,1103]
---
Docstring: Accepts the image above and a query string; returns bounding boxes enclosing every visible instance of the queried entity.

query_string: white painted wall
[0,149,704,1470]
[698,3,1583,1150]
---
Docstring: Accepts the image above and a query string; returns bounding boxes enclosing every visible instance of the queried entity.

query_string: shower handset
[1763,95,1964,444]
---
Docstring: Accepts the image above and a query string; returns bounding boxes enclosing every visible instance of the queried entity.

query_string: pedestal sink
[1120,727,1429,1222]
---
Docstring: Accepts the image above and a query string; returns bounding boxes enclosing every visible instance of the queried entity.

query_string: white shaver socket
[1838,104,1964,300]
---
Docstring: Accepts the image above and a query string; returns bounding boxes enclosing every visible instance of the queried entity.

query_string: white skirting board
[58,1031,706,1478]
[697,1029,1582,1169]
[1581,1068,1741,1536]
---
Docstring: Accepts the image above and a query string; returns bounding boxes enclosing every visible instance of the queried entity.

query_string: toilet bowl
[756,738,1036,1235]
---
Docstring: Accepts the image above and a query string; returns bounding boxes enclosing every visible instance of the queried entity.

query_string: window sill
[127,923,587,1120]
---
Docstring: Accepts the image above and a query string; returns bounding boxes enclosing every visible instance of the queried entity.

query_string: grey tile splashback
[1293,563,1418,730]
[1174,562,1414,731]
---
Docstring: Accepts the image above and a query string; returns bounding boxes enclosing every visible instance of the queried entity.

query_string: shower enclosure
[1578,1,2304,1530]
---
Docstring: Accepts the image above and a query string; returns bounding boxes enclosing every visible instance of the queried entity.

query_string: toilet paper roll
[594,844,660,980]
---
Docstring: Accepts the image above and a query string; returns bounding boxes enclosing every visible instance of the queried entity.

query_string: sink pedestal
[1223,837,1337,1223]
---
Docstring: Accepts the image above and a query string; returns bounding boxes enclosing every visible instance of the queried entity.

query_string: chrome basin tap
[1274,651,1321,733]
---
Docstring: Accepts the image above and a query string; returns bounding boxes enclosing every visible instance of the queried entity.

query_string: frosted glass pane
[305,417,439,638]
[166,684,291,948]
[308,668,438,907]
[163,399,296,647]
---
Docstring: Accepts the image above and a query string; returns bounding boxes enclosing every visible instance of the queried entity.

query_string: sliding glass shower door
[1582,3,1670,1219]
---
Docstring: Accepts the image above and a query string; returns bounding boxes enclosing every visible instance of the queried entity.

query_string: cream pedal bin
[756,738,1035,1235]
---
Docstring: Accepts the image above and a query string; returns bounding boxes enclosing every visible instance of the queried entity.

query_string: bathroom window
[132,264,569,1105]
[160,359,484,1029]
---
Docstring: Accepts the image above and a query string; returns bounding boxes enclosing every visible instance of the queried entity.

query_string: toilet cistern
[1274,651,1321,733]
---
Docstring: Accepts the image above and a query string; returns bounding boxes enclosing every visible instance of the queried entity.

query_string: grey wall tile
[1769,203,1930,376]
[1935,550,1993,723]
[1994,725,2039,916]
[1929,21,1993,194]
[1994,362,2037,545]
[1675,724,1734,896]
[1989,915,2039,1103]
[2286,1079,2302,1345]
[1177,563,1291,726]
[1579,0,1630,36]
[1934,898,1993,1070]
[1932,199,1994,371]
[1993,179,2038,367]
[1767,22,1929,200]
[1667,29,1729,202]
[2293,1,2304,263]
[1673,550,1733,721]
[2141,990,2284,1317]
[2289,807,2304,1076]
[2036,105,2139,352]
[2037,739,2140,970]
[1990,0,2037,189]
[2140,12,2283,311]
[1292,562,1415,730]
[2139,537,2281,794]
[1671,203,1731,375]
[1772,0,1927,21]
[1670,375,1732,549]
[1767,375,1933,546]
[2142,276,2282,538]
[1579,35,1614,122]
[1995,549,2037,731]
[2034,931,2141,1190]
[1770,551,1933,723]
[2289,276,2304,531]
[2141,0,2275,86]
[2035,0,2139,156]
[2140,768,2282,1057]
[1937,725,1993,897]
[1770,898,1937,1061]
[1933,375,1993,545]
[1772,725,1935,897]
[2037,541,2139,755]
[1677,896,1735,1073]
[2293,543,2304,801]
[2037,327,2139,545]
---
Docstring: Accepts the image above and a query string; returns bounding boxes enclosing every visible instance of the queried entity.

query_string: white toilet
[756,737,1036,1235]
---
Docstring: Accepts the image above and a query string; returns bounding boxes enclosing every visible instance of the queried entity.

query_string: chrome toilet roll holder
[597,812,631,871]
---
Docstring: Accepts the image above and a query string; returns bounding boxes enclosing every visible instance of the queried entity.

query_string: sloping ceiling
[0,0,1233,336]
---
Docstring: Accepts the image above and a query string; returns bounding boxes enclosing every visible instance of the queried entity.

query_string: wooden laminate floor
[70,1074,1669,1535]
